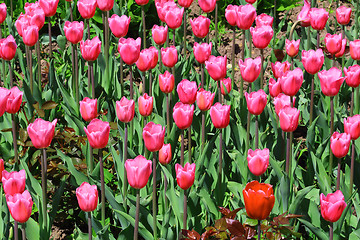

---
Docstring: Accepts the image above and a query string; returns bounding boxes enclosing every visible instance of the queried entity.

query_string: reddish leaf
[285,214,303,219]
[274,49,285,62]
[219,207,231,216]
[215,218,227,231]
[244,226,256,239]
[182,229,200,240]
[201,227,217,239]
[226,219,245,236]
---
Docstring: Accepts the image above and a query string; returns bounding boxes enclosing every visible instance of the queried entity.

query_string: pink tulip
[161,46,178,68]
[344,65,360,88]
[198,0,216,13]
[190,16,210,39]
[125,155,152,189]
[143,122,165,152]
[15,14,30,37]
[24,2,45,30]
[245,90,267,115]
[269,78,281,98]
[138,93,153,117]
[177,79,197,104]
[2,169,26,195]
[193,42,212,64]
[118,37,141,65]
[336,6,351,25]
[301,49,324,75]
[196,89,215,111]
[116,96,135,123]
[278,106,300,132]
[0,35,17,61]
[309,8,329,31]
[39,0,59,17]
[279,68,303,97]
[256,13,273,27]
[76,182,98,212]
[344,115,360,140]
[135,0,149,6]
[205,55,227,81]
[80,36,102,62]
[245,0,256,3]
[330,132,351,158]
[250,25,273,49]
[285,39,300,58]
[173,102,194,130]
[164,6,184,29]
[136,48,153,72]
[22,25,39,47]
[109,14,130,38]
[273,93,293,116]
[152,25,168,45]
[318,67,345,97]
[84,119,110,149]
[159,71,175,93]
[247,148,269,176]
[77,0,97,19]
[210,103,230,129]
[28,118,57,149]
[79,97,98,122]
[335,38,347,58]
[271,61,291,79]
[225,5,238,26]
[236,4,256,30]
[175,162,196,190]
[0,88,10,117]
[350,40,360,60]
[220,77,232,95]
[0,159,3,182]
[156,1,177,23]
[239,57,261,83]
[325,33,342,55]
[178,0,193,8]
[5,86,23,114]
[64,21,84,45]
[297,0,311,27]
[96,0,114,11]
[159,144,172,165]
[147,47,159,69]
[6,190,33,223]
[0,3,6,24]
[320,190,347,222]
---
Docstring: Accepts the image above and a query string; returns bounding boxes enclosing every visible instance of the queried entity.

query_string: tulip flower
[198,0,216,13]
[108,14,130,38]
[21,25,39,47]
[278,106,300,132]
[225,5,238,26]
[247,149,269,176]
[64,21,84,45]
[125,155,152,189]
[318,67,345,97]
[159,144,172,165]
[336,6,351,25]
[271,61,291,79]
[273,94,294,116]
[0,3,6,24]
[297,0,311,27]
[243,181,275,220]
[245,0,256,3]
[159,71,175,93]
[302,49,324,75]
[152,25,168,45]
[84,119,110,149]
[0,35,17,61]
[177,79,198,105]
[344,115,360,140]
[350,40,360,60]
[28,118,57,149]
[250,25,273,49]
[96,0,113,11]
[2,169,26,195]
[77,0,97,19]
[76,182,98,212]
[190,16,210,39]
[6,190,33,223]
[285,39,300,58]
[0,88,10,117]
[220,78,232,95]
[279,68,303,97]
[39,0,59,17]
[320,190,347,222]
[245,90,267,115]
[330,132,351,158]
[256,13,273,27]
[143,122,166,152]
[15,14,29,37]
[0,159,3,181]
[335,38,347,58]
[344,65,360,88]
[239,57,261,83]
[210,103,230,129]
[156,1,177,23]
[118,37,141,65]
[269,78,282,98]
[136,48,153,72]
[164,6,184,29]
[161,46,178,68]
[138,93,153,117]
[24,2,45,30]
[5,87,23,114]
[205,55,227,81]
[178,0,193,8]
[173,102,194,130]
[309,8,329,31]
[135,0,149,5]
[79,97,97,122]
[193,42,212,64]
[325,33,342,55]
[80,36,101,62]
[236,4,256,30]
[116,97,135,123]
[196,89,215,111]
[175,162,196,190]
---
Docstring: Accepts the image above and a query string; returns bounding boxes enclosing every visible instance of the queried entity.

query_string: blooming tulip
[198,0,216,13]
[64,21,84,45]
[335,38,347,58]
[205,55,227,81]
[190,16,210,39]
[159,144,172,165]
[161,46,178,68]
[77,0,97,19]
[143,122,165,152]
[269,78,281,98]
[243,181,275,220]
[84,119,110,149]
[24,2,45,30]
[108,14,130,38]
[152,25,168,45]
[236,4,256,30]
[6,190,33,223]
[177,79,197,104]
[250,25,273,49]
[247,149,269,176]
[196,89,215,111]
[79,97,98,122]
[344,65,360,88]
[210,103,230,129]
[273,94,293,116]
[278,106,300,132]
[159,71,175,93]
[279,68,303,96]
[39,0,59,17]
[344,115,360,140]
[76,182,98,212]
[350,40,360,60]
[118,37,141,65]
[309,8,329,31]
[0,159,3,182]
[336,6,351,25]
[28,118,57,149]
[96,0,114,11]
[164,6,184,29]
[239,57,261,83]
[271,61,291,79]
[302,49,324,75]
[116,96,135,123]
[22,25,39,47]
[135,0,149,6]
[320,190,347,222]
[193,42,212,64]
[2,169,26,195]
[245,90,267,115]
[125,155,152,189]
[325,33,342,55]
[80,36,101,62]
[156,1,177,23]
[178,0,193,8]
[225,5,238,26]
[297,0,311,27]
[175,162,196,190]
[136,48,153,72]
[173,102,194,130]
[0,88,10,117]
[5,87,23,114]
[0,3,6,24]
[138,93,153,117]
[220,77,232,95]
[318,67,345,97]
[330,132,351,158]
[0,35,17,61]
[256,13,273,27]
[285,39,300,58]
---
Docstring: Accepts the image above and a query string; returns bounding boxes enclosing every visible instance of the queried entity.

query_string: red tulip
[138,93,153,117]
[336,6,351,25]
[318,67,345,97]
[330,132,351,158]
[344,115,360,140]
[236,4,256,30]
[5,86,23,114]
[80,36,102,62]
[28,118,57,149]
[325,33,342,55]
[173,102,194,130]
[271,61,291,79]
[79,97,98,122]
[164,6,184,29]
[239,57,261,83]
[255,13,273,27]
[278,106,299,132]
[245,90,267,115]
[273,93,294,116]
[0,88,10,117]
[159,71,175,93]
[125,155,152,189]
[193,42,212,64]
[76,182,98,212]
[309,8,329,31]
[225,5,238,26]
[0,3,6,24]
[196,88,215,111]
[64,21,84,45]
[159,143,172,165]
[178,0,193,8]
[96,0,114,11]
[22,25,39,47]
[320,190,347,222]
[279,68,303,97]
[297,0,311,27]
[210,103,230,129]
[118,37,141,65]
[247,148,269,176]
[143,122,165,152]
[245,0,256,3]
[39,0,59,17]
[149,46,159,69]
[350,40,360,60]
[24,2,45,30]
[6,190,33,223]
[161,46,178,68]
[2,169,26,195]
[116,96,135,123]
[269,78,281,98]
[344,65,360,88]
[152,25,168,45]
[177,79,197,104]
[205,55,227,81]
[301,49,324,75]
[77,0,97,19]
[190,16,210,39]
[198,0,216,13]
[335,38,347,58]
[135,0,149,6]
[285,39,300,58]
[250,25,273,49]
[175,162,196,190]
[84,119,110,149]
[220,77,232,95]
[109,14,130,38]
[0,159,3,182]
[0,35,17,61]
[136,48,153,72]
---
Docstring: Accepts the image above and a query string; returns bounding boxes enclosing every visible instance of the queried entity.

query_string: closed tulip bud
[156,1,177,23]
[193,42,212,64]
[143,122,165,152]
[77,0,97,19]
[256,13,273,27]
[344,115,360,140]
[247,148,269,176]
[344,65,360,88]
[64,21,84,45]
[0,3,6,24]
[164,6,184,29]
[198,0,216,13]
[279,68,303,97]
[0,88,10,117]
[245,0,256,3]
[96,0,114,11]
[175,163,196,190]
[278,106,299,132]
[152,25,168,45]
[0,159,3,182]
[273,93,294,116]
[6,190,33,223]
[28,118,57,149]
[335,38,346,58]
[243,181,275,220]
[236,4,256,30]
[285,39,300,58]
[245,90,267,115]
[24,2,45,30]
[159,71,175,93]
[173,102,194,130]
[0,35,17,61]
[239,57,261,83]
[138,93,153,117]
[320,190,347,222]
[108,14,130,38]
[125,155,152,189]
[84,119,110,149]
[80,36,101,62]
[118,37,141,65]
[149,46,158,69]
[210,103,231,129]
[178,0,193,8]
[350,40,360,61]
[190,16,210,39]
[76,182,98,212]
[22,25,39,47]
[136,48,153,72]
[2,169,26,195]
[79,97,97,122]
[250,25,273,49]
[302,49,324,75]
[196,89,215,111]
[159,144,172,165]
[271,61,291,79]
[297,0,311,27]
[135,0,149,6]
[220,77,232,95]
[309,8,329,31]
[225,5,238,26]
[39,0,59,17]
[116,96,135,123]
[330,132,351,158]
[336,6,351,25]
[269,78,282,98]
[205,55,227,81]
[318,67,345,97]
[177,79,198,104]
[5,87,23,114]
[325,33,342,55]
[15,14,30,37]
[161,46,178,68]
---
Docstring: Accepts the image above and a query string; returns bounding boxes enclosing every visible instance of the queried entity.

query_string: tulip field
[2,0,360,239]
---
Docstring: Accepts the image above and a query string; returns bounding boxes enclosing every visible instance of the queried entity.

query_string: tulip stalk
[329,97,334,176]
[123,123,128,210]
[201,111,205,152]
[336,157,341,190]
[350,141,355,193]
[0,29,4,83]
[88,212,92,240]
[21,224,26,240]
[260,49,264,89]
[183,10,186,57]
[240,30,245,98]
[71,44,79,104]
[188,127,191,163]
[231,26,236,83]
[309,74,314,125]
[41,148,48,232]
[215,4,218,43]
[181,130,184,166]
[257,220,261,240]
[149,72,153,96]
[130,65,134,99]
[99,150,106,226]
[69,1,73,21]
[14,221,18,240]
[152,152,158,240]
[201,64,204,88]
[120,58,124,96]
[90,61,95,98]
[36,41,42,90]
[183,190,188,230]
[329,222,333,240]
[166,94,170,137]
[11,114,18,165]
[134,189,140,240]
[142,6,146,49]
[285,132,291,175]
[246,85,252,152]
[26,46,34,94]
[48,18,52,59]
[255,116,259,149]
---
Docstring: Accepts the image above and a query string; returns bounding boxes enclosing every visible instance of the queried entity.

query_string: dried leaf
[41,101,58,110]
[274,49,285,62]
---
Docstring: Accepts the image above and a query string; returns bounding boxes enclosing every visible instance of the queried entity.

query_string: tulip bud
[161,46,178,68]
[6,190,33,223]
[236,4,256,30]
[245,90,267,116]
[149,46,159,69]
[271,61,291,79]
[80,36,101,62]
[2,169,26,195]
[193,42,212,64]
[245,0,256,3]
[109,14,130,38]
[64,21,84,45]
[77,0,97,19]
[135,0,149,6]
[247,149,269,176]
[297,0,311,27]
[196,89,215,111]
[239,57,261,83]
[136,48,153,72]
[278,106,300,132]
[159,71,175,93]
[164,6,184,29]
[330,132,351,158]
[220,77,232,95]
[285,39,300,58]
[198,0,216,13]
[210,103,230,129]
[318,67,345,97]
[143,122,165,152]
[116,96,135,123]
[344,115,360,140]
[177,79,198,104]
[138,93,153,117]
[159,144,172,165]
[225,5,238,27]
[279,68,303,97]
[118,37,141,65]
[5,87,23,114]
[173,102,194,130]
[350,40,360,61]
[178,0,193,8]
[325,33,342,55]
[320,190,347,222]
[152,25,168,45]
[0,35,17,61]
[302,49,324,75]
[84,119,110,149]
[96,0,114,11]
[39,0,59,17]
[175,162,196,190]
[79,97,98,122]
[190,16,210,39]
[205,55,227,81]
[125,155,152,189]
[309,8,329,31]
[22,25,39,47]
[269,78,281,98]
[250,25,273,49]
[336,6,351,25]
[344,65,360,88]
[28,118,57,149]
[76,182,98,212]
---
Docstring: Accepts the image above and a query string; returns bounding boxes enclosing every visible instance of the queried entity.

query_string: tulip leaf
[297,218,327,240]
[25,217,41,240]
[57,149,88,186]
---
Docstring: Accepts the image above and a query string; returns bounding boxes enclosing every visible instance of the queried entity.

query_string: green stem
[183,190,188,230]
[286,132,291,175]
[36,40,41,91]
[307,27,311,50]
[123,124,128,211]
[351,87,354,116]
[8,60,13,87]
[201,64,204,88]
[0,26,5,85]
[317,31,320,49]
[99,150,106,226]
[88,212,92,240]
[350,141,355,194]
[188,126,191,163]
[21,223,26,240]
[255,115,258,149]
[249,30,252,58]
[181,130,184,166]
[240,30,245,98]
[142,5,146,49]
[152,152,158,240]
[48,18,52,59]
[201,111,205,152]
[11,114,18,165]
[134,189,140,240]
[260,49,264,89]
[246,84,252,152]
[355,0,359,37]
[183,10,186,57]
[163,168,168,209]
[14,221,18,240]
[87,19,91,39]
[27,46,34,94]
[257,220,261,240]
[69,2,73,21]
[329,97,334,176]
[231,26,235,82]
[218,129,223,180]
[166,93,170,137]
[336,157,341,190]
[149,71,152,96]
[215,3,218,44]
[329,222,333,240]
[74,44,79,104]
[120,58,124,97]
[104,12,110,93]
[309,74,314,125]
[89,146,93,175]
[130,65,133,99]
[159,47,162,72]
[41,149,48,232]
[90,61,95,98]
